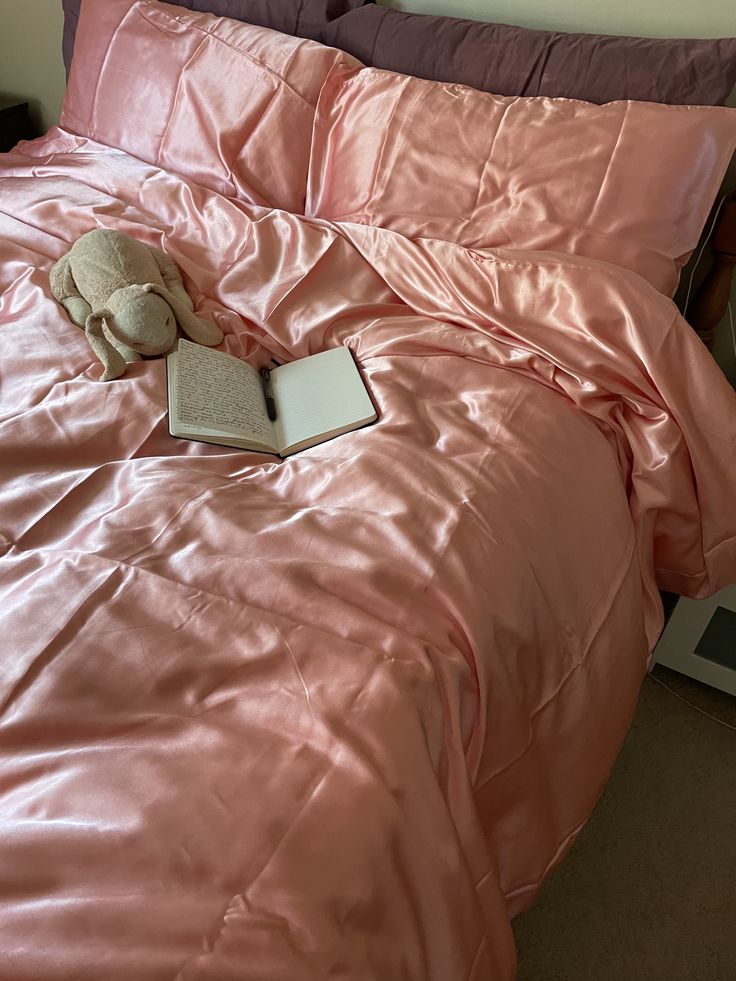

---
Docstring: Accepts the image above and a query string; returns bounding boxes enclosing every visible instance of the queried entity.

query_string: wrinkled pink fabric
[63,0,369,75]
[1,127,736,981]
[307,64,736,297]
[62,0,359,212]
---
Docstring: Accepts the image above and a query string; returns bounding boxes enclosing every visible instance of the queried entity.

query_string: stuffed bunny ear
[148,285,223,347]
[85,311,127,381]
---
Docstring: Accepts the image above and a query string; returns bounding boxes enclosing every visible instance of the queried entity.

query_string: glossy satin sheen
[307,65,736,297]
[63,0,359,213]
[62,0,368,73]
[2,130,736,981]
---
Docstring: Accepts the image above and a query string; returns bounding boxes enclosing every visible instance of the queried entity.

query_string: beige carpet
[512,665,736,981]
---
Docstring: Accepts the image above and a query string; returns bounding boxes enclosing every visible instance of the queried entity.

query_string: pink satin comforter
[1,131,735,981]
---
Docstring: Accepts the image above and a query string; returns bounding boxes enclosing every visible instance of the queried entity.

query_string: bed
[2,1,736,978]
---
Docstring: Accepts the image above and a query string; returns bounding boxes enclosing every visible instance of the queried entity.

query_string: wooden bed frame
[690,192,736,349]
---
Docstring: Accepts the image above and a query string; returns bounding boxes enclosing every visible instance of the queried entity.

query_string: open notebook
[167,340,377,457]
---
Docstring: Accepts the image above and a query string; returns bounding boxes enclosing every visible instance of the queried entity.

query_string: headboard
[690,196,736,349]
[387,0,736,42]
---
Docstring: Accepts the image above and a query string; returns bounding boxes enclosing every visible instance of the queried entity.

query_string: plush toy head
[111,290,177,355]
[85,282,221,381]
[50,228,224,381]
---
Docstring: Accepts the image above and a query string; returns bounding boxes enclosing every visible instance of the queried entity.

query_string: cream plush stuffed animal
[51,229,223,380]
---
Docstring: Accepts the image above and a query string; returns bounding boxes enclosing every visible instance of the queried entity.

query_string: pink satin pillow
[307,65,736,295]
[62,0,359,213]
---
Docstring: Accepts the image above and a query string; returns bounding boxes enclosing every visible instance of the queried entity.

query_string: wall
[0,0,65,132]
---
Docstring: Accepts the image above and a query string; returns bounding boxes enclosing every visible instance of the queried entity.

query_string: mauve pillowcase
[61,0,360,213]
[307,65,736,296]
[321,5,736,106]
[62,0,366,75]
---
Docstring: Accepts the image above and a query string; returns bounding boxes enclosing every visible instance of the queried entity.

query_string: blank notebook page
[271,347,375,452]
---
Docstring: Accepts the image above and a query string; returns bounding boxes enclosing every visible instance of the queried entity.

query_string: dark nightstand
[0,97,36,153]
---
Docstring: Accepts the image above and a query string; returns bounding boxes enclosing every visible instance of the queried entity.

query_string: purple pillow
[62,0,367,76]
[321,5,736,106]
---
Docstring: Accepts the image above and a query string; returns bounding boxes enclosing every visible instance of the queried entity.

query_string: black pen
[260,366,277,421]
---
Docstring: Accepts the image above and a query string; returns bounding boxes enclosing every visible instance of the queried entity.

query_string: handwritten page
[173,340,276,449]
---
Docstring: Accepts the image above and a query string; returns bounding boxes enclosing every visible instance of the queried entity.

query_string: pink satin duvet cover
[1,130,736,980]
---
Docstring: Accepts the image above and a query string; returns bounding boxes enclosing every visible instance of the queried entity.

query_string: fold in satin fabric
[1,131,735,980]
[62,0,360,212]
[306,64,736,297]
[62,0,369,76]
